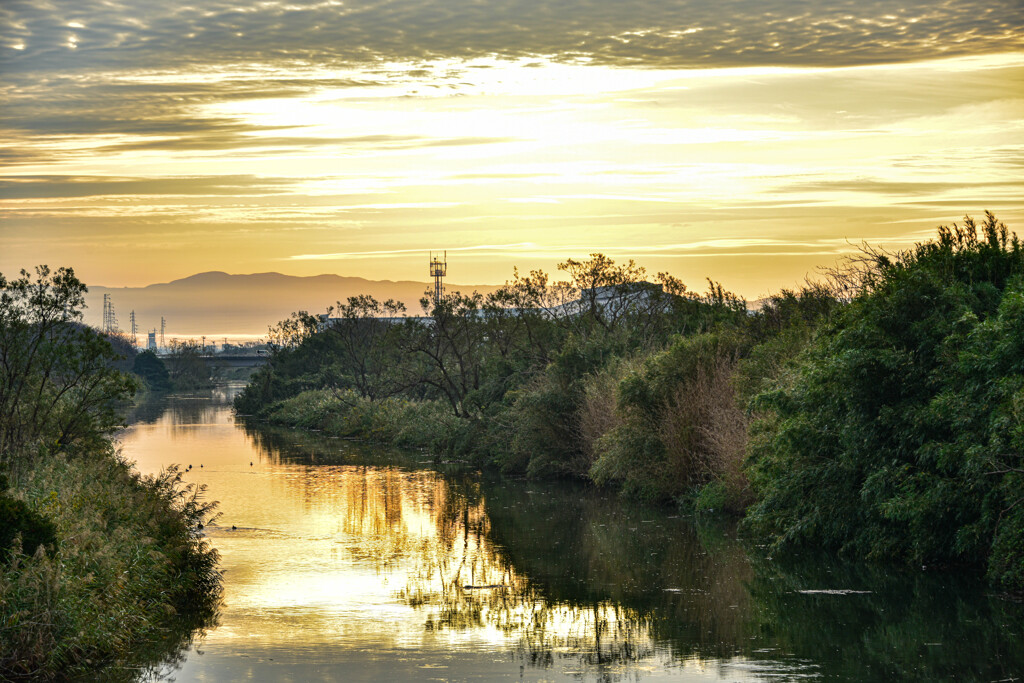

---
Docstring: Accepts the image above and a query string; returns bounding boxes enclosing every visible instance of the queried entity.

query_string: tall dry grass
[587,334,752,508]
[577,355,642,468]
[658,354,751,511]
[0,451,221,679]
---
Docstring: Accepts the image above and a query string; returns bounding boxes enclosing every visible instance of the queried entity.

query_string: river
[118,385,1024,682]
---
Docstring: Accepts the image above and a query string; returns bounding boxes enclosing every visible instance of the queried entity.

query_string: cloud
[2,0,1021,78]
[782,178,1024,196]
[0,175,300,199]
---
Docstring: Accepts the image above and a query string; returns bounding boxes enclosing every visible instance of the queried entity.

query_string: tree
[133,350,171,392]
[323,295,406,400]
[0,266,136,462]
[400,291,488,417]
[267,310,320,350]
[165,339,210,390]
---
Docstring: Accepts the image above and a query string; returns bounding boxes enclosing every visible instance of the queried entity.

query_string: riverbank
[0,448,221,679]
[0,266,222,679]
[236,216,1024,593]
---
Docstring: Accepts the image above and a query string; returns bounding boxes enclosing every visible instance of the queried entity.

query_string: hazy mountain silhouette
[84,272,499,337]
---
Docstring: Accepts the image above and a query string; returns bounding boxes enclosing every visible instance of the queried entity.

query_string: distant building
[147,330,157,351]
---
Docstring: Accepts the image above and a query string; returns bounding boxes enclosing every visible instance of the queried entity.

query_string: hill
[84,272,499,337]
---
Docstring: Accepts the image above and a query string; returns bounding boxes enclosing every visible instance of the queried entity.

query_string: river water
[119,385,1024,682]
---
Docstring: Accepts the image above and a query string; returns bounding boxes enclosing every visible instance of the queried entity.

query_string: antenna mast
[429,251,447,305]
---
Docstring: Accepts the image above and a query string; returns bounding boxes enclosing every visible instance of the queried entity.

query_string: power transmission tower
[160,317,166,350]
[129,310,137,347]
[102,294,119,334]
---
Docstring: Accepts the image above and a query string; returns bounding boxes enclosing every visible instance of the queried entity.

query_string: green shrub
[693,480,729,513]
[745,214,1024,589]
[262,388,459,452]
[133,350,171,392]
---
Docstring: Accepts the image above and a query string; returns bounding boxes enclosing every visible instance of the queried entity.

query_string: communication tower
[429,251,447,305]
[102,294,119,334]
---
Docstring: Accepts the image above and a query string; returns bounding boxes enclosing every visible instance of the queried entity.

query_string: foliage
[164,339,212,390]
[404,291,489,417]
[589,331,748,504]
[745,213,1024,588]
[267,310,320,349]
[0,266,137,461]
[323,295,407,400]
[0,473,56,562]
[133,349,171,392]
[262,389,458,451]
[0,263,222,676]
[0,452,220,678]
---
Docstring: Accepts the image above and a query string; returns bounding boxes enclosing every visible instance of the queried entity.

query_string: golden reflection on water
[120,387,714,681]
[116,388,1024,682]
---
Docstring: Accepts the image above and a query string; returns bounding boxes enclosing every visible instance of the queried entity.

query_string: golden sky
[2,0,1022,299]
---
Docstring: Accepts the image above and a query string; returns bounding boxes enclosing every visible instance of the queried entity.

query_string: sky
[1,0,1022,300]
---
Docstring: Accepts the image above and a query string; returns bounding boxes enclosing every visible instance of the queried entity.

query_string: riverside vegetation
[0,266,221,679]
[237,213,1024,592]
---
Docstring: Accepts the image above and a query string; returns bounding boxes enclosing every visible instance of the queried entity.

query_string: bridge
[156,353,269,368]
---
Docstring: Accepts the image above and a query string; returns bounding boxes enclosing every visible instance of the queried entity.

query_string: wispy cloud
[287,237,872,262]
[289,243,538,260]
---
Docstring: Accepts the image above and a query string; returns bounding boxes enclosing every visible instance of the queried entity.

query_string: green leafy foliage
[0,264,222,677]
[133,349,171,392]
[589,331,745,502]
[1,453,220,678]
[745,213,1024,588]
[0,266,137,460]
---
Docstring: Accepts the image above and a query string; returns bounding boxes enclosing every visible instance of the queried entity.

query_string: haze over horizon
[1,0,1021,302]
[82,269,503,337]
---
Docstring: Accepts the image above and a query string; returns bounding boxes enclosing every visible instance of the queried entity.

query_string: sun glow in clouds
[1,0,1022,301]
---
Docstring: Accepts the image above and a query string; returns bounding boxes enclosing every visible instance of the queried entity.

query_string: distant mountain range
[84,271,499,338]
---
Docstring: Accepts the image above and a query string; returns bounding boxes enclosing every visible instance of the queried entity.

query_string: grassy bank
[260,388,459,452]
[1,452,220,678]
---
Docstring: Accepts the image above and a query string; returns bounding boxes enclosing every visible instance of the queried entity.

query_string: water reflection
[118,387,1024,682]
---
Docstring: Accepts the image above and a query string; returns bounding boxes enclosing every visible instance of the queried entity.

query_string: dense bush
[745,213,1024,588]
[1,453,220,677]
[263,389,459,451]
[133,349,172,392]
[0,265,223,677]
[589,331,748,505]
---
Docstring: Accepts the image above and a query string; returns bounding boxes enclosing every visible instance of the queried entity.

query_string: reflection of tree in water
[127,385,243,432]
[238,422,1024,681]
[744,553,1024,681]
[239,419,423,468]
[399,475,754,677]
